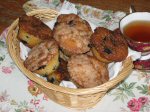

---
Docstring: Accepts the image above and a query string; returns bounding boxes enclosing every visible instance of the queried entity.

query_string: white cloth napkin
[20,1,142,88]
[108,48,141,80]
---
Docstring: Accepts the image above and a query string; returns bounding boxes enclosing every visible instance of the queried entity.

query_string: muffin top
[19,15,52,40]
[91,27,128,62]
[53,14,93,55]
[24,40,58,72]
[67,54,109,88]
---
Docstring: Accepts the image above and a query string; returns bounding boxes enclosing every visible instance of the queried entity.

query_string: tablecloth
[0,0,150,112]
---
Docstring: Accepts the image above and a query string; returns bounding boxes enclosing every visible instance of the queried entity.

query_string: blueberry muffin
[47,58,70,85]
[53,14,93,56]
[24,40,59,76]
[18,15,52,48]
[91,27,128,63]
[67,54,109,88]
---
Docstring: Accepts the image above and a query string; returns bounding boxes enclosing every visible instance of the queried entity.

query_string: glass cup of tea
[119,12,150,70]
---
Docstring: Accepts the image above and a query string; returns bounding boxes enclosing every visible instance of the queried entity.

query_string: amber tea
[123,21,150,42]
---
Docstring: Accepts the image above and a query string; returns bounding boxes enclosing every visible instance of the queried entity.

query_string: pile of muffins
[18,14,128,88]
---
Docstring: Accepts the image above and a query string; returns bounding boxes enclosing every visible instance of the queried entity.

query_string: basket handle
[26,9,59,22]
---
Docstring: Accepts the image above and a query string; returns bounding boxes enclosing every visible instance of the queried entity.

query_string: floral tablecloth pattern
[0,0,150,112]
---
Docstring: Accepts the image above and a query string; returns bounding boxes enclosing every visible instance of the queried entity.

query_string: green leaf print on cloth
[110,82,137,102]
[136,84,149,95]
[0,40,5,48]
[52,0,60,6]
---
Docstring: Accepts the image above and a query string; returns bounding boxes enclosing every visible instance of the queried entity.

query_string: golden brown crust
[67,54,109,88]
[53,14,93,55]
[19,15,52,40]
[91,27,128,62]
[56,14,82,23]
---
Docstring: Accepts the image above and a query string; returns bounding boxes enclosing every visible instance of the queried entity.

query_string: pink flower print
[2,66,12,74]
[127,98,142,112]
[0,27,8,39]
[28,80,42,96]
[0,90,9,102]
[43,94,48,101]
[30,99,40,107]
[138,97,149,105]
[146,74,150,79]
[43,0,49,3]
[28,80,34,87]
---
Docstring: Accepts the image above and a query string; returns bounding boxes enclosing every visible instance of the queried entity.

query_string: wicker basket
[6,9,133,109]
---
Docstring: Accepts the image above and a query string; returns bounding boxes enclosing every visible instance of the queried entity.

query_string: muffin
[18,15,52,48]
[53,14,93,56]
[91,27,128,63]
[67,54,109,88]
[47,58,70,85]
[24,40,59,76]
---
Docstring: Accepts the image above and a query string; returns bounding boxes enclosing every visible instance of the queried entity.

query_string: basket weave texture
[6,9,133,109]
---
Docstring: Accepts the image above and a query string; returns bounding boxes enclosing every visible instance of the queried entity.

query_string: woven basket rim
[6,9,133,95]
